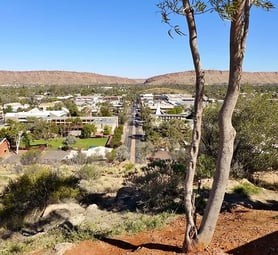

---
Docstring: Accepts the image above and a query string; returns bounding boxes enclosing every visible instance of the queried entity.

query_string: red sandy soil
[62,207,278,255]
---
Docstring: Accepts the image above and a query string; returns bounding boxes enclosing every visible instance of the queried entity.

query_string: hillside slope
[144,70,278,85]
[0,70,140,86]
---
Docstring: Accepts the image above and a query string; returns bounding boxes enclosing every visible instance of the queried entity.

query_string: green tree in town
[158,119,188,150]
[21,132,31,149]
[0,120,26,150]
[109,125,123,148]
[99,105,112,116]
[31,120,58,143]
[103,125,112,135]
[64,100,80,117]
[3,105,13,113]
[81,124,97,138]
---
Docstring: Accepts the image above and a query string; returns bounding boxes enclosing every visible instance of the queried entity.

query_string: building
[0,138,10,158]
[4,107,118,136]
[49,116,118,133]
[38,101,63,111]
[4,108,69,122]
[3,102,30,112]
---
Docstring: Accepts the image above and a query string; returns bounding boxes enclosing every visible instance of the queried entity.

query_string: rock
[35,202,86,232]
[42,203,85,218]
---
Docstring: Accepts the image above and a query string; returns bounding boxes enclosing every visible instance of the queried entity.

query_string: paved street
[123,104,144,164]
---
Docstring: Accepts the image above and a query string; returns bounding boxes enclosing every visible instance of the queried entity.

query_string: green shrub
[0,167,80,230]
[109,125,123,148]
[124,163,135,172]
[233,182,261,197]
[105,149,116,162]
[78,165,102,181]
[126,160,185,212]
[197,154,216,178]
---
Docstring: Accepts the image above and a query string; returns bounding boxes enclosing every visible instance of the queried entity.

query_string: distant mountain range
[0,70,277,86]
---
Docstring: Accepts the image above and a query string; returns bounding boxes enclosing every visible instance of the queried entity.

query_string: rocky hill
[0,70,277,86]
[144,70,278,85]
[0,70,141,86]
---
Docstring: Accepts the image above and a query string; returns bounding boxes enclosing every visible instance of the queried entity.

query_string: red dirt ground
[61,207,278,255]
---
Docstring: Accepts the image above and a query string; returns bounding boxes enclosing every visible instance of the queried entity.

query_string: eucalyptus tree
[31,119,59,142]
[157,0,274,251]
[0,120,26,151]
[158,0,205,251]
[201,94,278,177]
[199,2,274,250]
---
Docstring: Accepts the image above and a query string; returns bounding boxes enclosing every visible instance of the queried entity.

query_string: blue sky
[0,0,277,78]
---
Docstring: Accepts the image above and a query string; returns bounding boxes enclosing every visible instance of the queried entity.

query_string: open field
[30,137,108,150]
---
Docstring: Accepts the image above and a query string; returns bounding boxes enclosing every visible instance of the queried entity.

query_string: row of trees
[109,125,124,148]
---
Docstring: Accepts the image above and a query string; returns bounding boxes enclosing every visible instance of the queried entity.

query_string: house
[3,102,30,112]
[0,138,10,158]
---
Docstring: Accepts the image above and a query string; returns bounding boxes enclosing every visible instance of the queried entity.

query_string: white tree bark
[197,0,251,247]
[182,0,205,251]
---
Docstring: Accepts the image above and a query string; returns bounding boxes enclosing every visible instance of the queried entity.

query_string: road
[123,104,144,164]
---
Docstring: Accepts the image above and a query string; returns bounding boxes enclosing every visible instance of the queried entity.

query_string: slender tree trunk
[182,0,205,251]
[16,131,23,155]
[197,0,251,247]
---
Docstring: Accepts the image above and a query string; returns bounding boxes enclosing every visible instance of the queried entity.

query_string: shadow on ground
[80,186,141,212]
[80,185,278,214]
[96,236,183,253]
[228,231,278,255]
[223,192,278,211]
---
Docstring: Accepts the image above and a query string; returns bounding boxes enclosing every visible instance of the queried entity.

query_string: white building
[63,146,113,160]
[4,108,69,122]
[3,102,30,112]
